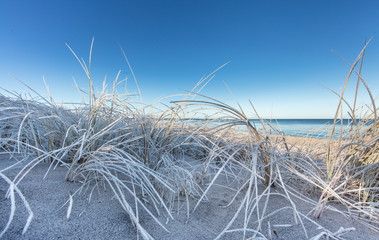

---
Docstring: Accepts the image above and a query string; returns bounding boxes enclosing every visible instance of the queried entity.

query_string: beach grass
[0,41,378,239]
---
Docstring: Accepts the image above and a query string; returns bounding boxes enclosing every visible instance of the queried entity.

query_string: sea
[206,119,361,139]
[247,119,355,139]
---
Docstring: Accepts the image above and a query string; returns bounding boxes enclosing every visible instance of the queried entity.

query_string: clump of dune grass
[313,41,378,226]
[0,40,212,239]
[172,95,346,239]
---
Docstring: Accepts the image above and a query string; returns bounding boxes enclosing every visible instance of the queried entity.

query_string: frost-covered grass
[0,41,378,239]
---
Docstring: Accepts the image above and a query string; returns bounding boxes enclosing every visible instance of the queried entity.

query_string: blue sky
[1,0,379,118]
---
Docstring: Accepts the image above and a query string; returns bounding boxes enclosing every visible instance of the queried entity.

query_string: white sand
[1,153,378,240]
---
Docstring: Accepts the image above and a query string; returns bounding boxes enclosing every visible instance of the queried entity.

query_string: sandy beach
[1,151,378,240]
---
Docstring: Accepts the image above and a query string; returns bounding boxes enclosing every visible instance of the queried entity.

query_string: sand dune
[1,153,378,240]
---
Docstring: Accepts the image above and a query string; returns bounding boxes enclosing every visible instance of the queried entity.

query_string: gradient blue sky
[1,0,379,118]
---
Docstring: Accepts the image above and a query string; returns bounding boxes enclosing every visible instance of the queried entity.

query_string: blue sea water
[247,119,353,139]
[185,118,367,139]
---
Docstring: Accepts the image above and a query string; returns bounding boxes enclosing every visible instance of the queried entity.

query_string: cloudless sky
[1,0,379,118]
